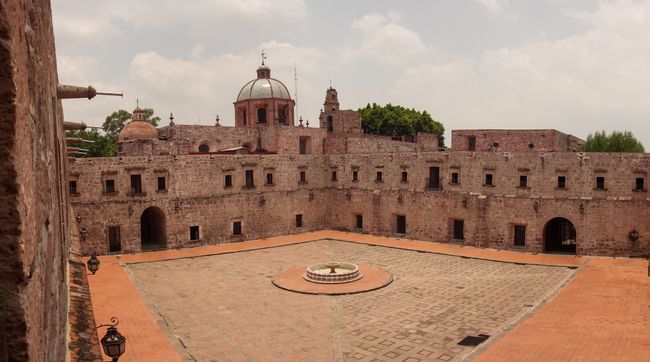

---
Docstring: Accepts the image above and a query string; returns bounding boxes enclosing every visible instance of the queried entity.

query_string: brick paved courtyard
[125,239,574,361]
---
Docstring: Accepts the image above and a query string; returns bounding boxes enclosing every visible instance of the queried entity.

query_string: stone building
[69,62,649,258]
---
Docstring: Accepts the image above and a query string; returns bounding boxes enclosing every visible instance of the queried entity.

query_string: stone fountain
[303,262,362,284]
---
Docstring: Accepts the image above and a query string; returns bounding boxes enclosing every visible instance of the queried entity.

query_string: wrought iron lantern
[87,254,100,274]
[80,227,88,240]
[628,229,640,242]
[75,214,82,224]
[100,317,126,361]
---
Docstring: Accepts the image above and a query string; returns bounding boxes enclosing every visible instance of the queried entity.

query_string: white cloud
[392,0,650,144]
[475,0,510,15]
[53,13,120,42]
[341,12,428,64]
[127,42,326,125]
[109,0,308,28]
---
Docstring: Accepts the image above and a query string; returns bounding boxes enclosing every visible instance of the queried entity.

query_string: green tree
[582,130,645,153]
[67,108,160,157]
[65,129,117,157]
[102,108,160,139]
[358,103,445,147]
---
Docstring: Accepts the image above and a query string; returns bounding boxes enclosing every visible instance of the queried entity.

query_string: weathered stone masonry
[70,148,650,257]
[0,0,70,360]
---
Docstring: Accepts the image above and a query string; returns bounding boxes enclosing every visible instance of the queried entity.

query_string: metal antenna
[294,62,298,120]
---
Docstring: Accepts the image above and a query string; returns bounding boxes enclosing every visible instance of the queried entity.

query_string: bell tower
[319,86,361,134]
[323,87,339,112]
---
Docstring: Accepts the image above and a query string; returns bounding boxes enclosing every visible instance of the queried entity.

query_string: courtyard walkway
[86,231,649,361]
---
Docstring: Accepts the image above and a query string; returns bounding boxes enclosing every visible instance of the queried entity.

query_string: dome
[236,65,292,101]
[237,78,291,101]
[118,120,158,142]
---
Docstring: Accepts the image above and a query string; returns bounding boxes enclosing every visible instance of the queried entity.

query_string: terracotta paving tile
[86,231,649,361]
[86,256,182,362]
[474,256,650,362]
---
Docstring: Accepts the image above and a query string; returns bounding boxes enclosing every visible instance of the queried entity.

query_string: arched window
[278,106,287,124]
[326,115,333,132]
[198,144,210,153]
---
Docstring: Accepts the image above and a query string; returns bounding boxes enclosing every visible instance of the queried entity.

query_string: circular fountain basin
[303,262,362,284]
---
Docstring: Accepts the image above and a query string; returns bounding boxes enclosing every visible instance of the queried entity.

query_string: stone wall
[324,151,649,257]
[451,129,583,152]
[0,0,69,360]
[70,154,331,254]
[70,148,650,257]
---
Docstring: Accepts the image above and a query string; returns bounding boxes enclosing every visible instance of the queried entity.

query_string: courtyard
[86,231,650,361]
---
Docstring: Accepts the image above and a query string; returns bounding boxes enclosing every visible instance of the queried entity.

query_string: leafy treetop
[66,108,160,157]
[582,130,645,153]
[358,103,445,147]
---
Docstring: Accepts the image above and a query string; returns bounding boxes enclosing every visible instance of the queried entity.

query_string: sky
[53,0,649,147]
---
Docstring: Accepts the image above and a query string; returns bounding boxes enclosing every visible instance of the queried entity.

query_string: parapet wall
[452,129,584,152]
[0,0,70,359]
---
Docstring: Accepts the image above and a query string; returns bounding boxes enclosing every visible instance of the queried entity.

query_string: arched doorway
[544,217,576,254]
[326,115,333,132]
[141,207,167,250]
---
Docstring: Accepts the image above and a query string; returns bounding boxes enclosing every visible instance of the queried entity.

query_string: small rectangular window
[352,170,359,182]
[451,172,459,184]
[299,137,309,154]
[233,221,242,236]
[299,171,306,183]
[189,226,200,240]
[108,226,121,253]
[130,174,142,194]
[596,176,605,189]
[355,214,363,229]
[557,176,566,189]
[485,174,493,186]
[428,167,440,188]
[295,214,303,228]
[376,171,383,182]
[514,225,526,247]
[331,171,337,181]
[257,107,267,123]
[69,180,78,195]
[468,136,476,151]
[105,179,115,193]
[224,174,233,188]
[396,215,406,234]
[245,170,254,187]
[453,220,464,240]
[401,171,408,182]
[157,176,166,191]
[266,173,273,185]
[635,177,644,191]
[519,175,528,188]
